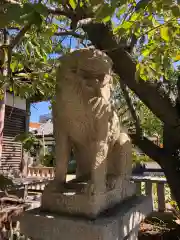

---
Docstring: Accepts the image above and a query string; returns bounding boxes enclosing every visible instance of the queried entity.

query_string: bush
[132,150,152,174]
[132,151,151,165]
[41,152,55,167]
[41,152,76,174]
[41,149,151,173]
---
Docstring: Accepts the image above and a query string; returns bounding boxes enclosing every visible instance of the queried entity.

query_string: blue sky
[30,101,51,122]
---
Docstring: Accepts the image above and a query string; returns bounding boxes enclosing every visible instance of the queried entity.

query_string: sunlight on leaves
[160,27,170,42]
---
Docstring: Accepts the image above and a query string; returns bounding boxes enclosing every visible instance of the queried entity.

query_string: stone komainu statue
[52,48,132,194]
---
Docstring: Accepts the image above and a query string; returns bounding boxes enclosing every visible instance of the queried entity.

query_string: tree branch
[130,133,168,165]
[82,22,180,130]
[6,27,20,31]
[54,31,85,39]
[47,8,73,19]
[8,27,85,40]
[10,23,32,49]
[135,0,151,11]
[121,82,141,135]
[176,75,180,115]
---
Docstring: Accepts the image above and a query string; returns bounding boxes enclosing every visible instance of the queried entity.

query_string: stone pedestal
[20,196,152,240]
[41,178,136,219]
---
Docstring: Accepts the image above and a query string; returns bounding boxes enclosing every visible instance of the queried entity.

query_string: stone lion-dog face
[51,48,132,195]
[55,48,113,118]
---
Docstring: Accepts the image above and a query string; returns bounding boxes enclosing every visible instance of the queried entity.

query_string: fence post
[157,182,165,212]
[145,181,153,208]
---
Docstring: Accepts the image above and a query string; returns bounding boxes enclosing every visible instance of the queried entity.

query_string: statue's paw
[82,182,95,196]
[106,175,117,191]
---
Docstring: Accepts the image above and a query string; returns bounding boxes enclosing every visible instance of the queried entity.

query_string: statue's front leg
[46,132,70,192]
[55,131,70,181]
[106,132,132,191]
[83,141,108,195]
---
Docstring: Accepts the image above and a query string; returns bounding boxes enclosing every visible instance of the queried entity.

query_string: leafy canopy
[0,0,179,97]
[0,0,179,142]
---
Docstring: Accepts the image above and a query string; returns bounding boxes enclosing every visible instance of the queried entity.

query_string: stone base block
[20,196,152,240]
[41,179,136,219]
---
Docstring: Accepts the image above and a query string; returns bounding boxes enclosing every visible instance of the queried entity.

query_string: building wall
[5,92,26,110]
[39,113,52,123]
[0,94,27,171]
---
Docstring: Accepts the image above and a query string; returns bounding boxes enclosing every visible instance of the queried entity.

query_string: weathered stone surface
[42,48,133,217]
[41,178,136,218]
[20,196,153,240]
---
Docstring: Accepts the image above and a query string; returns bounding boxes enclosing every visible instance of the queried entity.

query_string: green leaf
[33,12,43,28]
[10,61,18,72]
[20,12,34,22]
[69,0,77,9]
[142,49,151,57]
[103,15,111,22]
[25,42,32,56]
[171,4,180,17]
[35,46,43,58]
[34,3,49,16]
[174,55,180,61]
[130,12,140,22]
[44,73,49,79]
[16,73,31,78]
[160,27,169,41]
[113,27,126,35]
[23,3,34,13]
[31,39,39,47]
[96,3,115,20]
[116,4,127,18]
[135,63,141,81]
[17,63,24,70]
[6,4,23,22]
[121,21,133,29]
[140,73,148,81]
[164,0,173,4]
[163,56,170,68]
[90,0,103,6]
[0,15,8,28]
[136,63,148,81]
[135,0,149,11]
[40,48,47,61]
[151,62,159,71]
[0,4,22,27]
[135,69,140,81]
[163,4,171,11]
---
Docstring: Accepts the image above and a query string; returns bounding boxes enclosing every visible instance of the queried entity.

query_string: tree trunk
[82,22,180,129]
[134,129,180,209]
[160,157,180,209]
[161,125,180,208]
[82,21,180,207]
